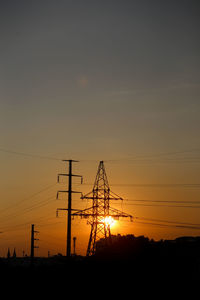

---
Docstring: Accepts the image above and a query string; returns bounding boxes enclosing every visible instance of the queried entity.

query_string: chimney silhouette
[13,248,16,258]
[7,248,10,259]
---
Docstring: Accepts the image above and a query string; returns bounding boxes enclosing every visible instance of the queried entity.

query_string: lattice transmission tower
[72,161,133,256]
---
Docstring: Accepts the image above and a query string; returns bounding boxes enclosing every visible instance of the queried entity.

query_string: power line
[134,220,200,230]
[107,158,200,164]
[129,215,200,230]
[1,146,200,164]
[0,221,32,233]
[0,183,56,215]
[121,203,200,208]
[82,183,200,188]
[0,215,62,233]
[0,194,56,224]
[123,199,200,204]
[136,217,200,227]
[0,147,61,161]
[104,148,200,162]
[82,195,200,205]
[110,183,200,188]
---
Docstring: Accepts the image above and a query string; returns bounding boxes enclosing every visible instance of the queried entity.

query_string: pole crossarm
[57,174,83,183]
[71,206,97,218]
[56,208,83,217]
[62,159,79,162]
[81,190,123,201]
[70,205,133,221]
[108,207,133,221]
[56,190,82,199]
[58,174,82,177]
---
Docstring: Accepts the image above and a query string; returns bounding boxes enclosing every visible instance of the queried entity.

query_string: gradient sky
[0,0,200,257]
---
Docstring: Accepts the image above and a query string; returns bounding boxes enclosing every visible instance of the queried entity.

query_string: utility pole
[56,160,82,257]
[31,224,39,264]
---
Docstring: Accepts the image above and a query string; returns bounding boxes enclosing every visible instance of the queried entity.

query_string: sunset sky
[0,0,200,257]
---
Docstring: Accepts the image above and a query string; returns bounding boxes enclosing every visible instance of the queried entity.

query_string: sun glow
[104,216,116,228]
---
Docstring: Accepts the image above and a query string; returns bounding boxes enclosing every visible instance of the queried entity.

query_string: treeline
[94,234,200,280]
[96,234,200,258]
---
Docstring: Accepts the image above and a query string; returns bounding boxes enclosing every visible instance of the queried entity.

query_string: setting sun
[104,216,116,228]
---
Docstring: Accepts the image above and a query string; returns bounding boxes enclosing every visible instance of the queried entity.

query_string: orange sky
[0,1,200,257]
[0,156,200,257]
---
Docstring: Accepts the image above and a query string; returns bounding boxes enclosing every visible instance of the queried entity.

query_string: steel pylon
[72,161,133,256]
